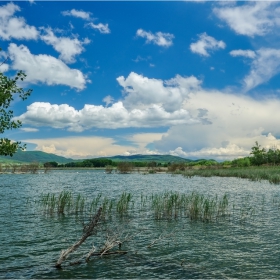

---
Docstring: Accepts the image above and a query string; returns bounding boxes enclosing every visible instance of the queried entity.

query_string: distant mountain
[0,150,74,164]
[0,150,216,165]
[102,154,193,163]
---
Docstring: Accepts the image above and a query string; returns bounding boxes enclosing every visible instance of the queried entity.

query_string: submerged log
[55,207,102,268]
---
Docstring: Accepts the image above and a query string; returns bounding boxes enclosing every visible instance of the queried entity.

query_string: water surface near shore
[1,170,279,278]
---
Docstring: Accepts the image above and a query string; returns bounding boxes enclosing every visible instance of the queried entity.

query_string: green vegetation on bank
[48,157,218,169]
[180,166,280,184]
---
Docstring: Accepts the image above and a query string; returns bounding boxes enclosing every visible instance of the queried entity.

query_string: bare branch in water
[55,207,102,268]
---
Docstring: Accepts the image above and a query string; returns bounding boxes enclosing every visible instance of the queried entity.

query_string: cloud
[190,32,226,57]
[62,9,110,34]
[8,43,87,90]
[20,127,38,132]
[126,133,166,150]
[16,101,197,132]
[16,72,203,132]
[24,136,135,159]
[117,72,201,112]
[23,133,165,159]
[243,48,280,91]
[0,63,9,72]
[16,70,280,160]
[154,88,280,160]
[103,95,114,107]
[230,49,256,59]
[169,144,249,161]
[0,2,38,40]
[132,55,151,63]
[136,29,174,47]
[41,28,90,63]
[213,2,280,37]
[62,9,91,20]
[87,22,110,34]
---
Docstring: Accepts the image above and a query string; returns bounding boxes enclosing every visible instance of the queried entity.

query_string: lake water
[1,170,280,279]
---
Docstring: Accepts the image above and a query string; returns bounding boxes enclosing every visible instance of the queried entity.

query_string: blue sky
[2,1,280,160]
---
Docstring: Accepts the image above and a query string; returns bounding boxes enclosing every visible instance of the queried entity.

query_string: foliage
[105,165,113,174]
[116,162,134,173]
[186,159,218,167]
[182,166,280,184]
[167,162,186,172]
[250,141,266,166]
[0,56,32,156]
[231,157,251,167]
[147,161,157,169]
[29,162,40,174]
[249,142,280,166]
[64,158,113,168]
[44,161,58,167]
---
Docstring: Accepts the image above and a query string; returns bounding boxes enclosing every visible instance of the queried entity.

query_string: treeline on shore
[43,158,218,169]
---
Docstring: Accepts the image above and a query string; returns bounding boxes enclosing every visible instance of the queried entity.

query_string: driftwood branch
[147,231,175,248]
[90,251,127,256]
[85,244,96,262]
[55,207,102,268]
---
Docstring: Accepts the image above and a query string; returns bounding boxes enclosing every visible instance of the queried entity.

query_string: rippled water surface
[1,170,280,279]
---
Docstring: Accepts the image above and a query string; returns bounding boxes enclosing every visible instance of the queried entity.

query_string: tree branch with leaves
[0,49,32,156]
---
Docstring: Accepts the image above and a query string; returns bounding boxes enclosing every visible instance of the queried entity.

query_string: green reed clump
[181,166,280,185]
[41,193,57,213]
[90,193,102,213]
[117,192,133,215]
[40,191,135,219]
[74,193,86,214]
[150,191,230,222]
[57,191,72,214]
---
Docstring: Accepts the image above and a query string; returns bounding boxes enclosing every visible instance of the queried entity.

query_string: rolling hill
[0,150,74,164]
[102,154,193,163]
[0,150,214,165]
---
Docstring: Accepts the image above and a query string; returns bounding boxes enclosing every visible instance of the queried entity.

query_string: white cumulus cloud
[16,70,280,160]
[23,133,166,159]
[103,95,114,107]
[41,28,90,63]
[230,49,256,59]
[8,43,87,90]
[23,136,135,159]
[20,127,39,132]
[190,32,226,57]
[117,72,201,112]
[243,48,280,91]
[154,88,280,160]
[16,101,196,132]
[213,2,280,37]
[0,63,9,72]
[136,29,174,47]
[62,9,91,20]
[16,72,203,132]
[0,2,38,40]
[169,144,249,161]
[87,22,110,34]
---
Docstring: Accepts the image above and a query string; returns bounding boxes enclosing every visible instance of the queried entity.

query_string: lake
[1,170,280,278]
